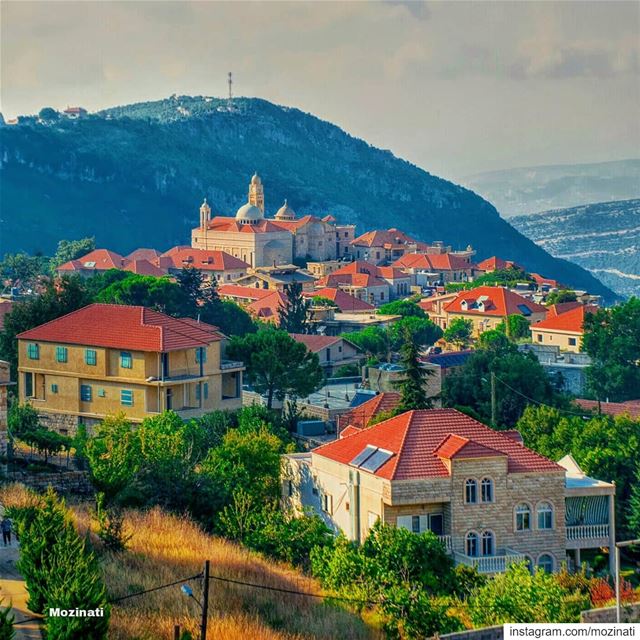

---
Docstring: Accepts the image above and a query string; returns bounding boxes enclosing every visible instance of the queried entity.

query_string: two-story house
[282,408,615,575]
[531,305,597,353]
[289,334,363,375]
[17,304,244,434]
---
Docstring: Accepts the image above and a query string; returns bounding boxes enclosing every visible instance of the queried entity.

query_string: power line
[492,373,595,418]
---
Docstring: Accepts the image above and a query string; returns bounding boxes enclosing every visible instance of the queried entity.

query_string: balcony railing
[454,548,527,574]
[221,360,243,371]
[438,535,453,552]
[566,524,610,540]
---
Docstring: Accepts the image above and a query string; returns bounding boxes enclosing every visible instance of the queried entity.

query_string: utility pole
[200,560,210,640]
[490,371,497,428]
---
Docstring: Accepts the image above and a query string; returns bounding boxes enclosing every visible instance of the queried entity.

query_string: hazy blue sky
[1,1,638,181]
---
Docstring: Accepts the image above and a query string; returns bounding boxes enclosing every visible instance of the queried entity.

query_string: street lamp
[615,539,640,623]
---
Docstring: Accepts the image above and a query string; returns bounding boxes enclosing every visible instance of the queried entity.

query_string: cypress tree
[394,325,433,412]
[279,282,312,334]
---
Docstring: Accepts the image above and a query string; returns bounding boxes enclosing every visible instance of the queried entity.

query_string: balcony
[454,548,527,574]
[566,524,611,550]
[438,535,453,552]
[220,360,244,371]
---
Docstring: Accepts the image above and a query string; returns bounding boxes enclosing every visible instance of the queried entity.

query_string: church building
[191,174,355,267]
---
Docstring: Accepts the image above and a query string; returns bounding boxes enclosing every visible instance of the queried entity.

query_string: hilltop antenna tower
[227,72,233,108]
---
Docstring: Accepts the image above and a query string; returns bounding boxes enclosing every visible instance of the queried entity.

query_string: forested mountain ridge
[0,95,617,302]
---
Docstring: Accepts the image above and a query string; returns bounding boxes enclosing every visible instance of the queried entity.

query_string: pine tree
[279,282,312,334]
[45,529,110,640]
[394,325,433,412]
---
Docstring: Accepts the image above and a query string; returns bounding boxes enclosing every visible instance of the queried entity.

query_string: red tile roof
[351,228,418,248]
[18,304,222,352]
[434,434,506,460]
[289,333,341,352]
[393,253,472,271]
[339,425,362,439]
[338,392,400,430]
[246,291,288,323]
[444,286,546,317]
[476,256,520,272]
[532,305,598,333]
[123,259,166,277]
[126,248,161,261]
[320,272,388,288]
[161,247,249,271]
[547,301,583,317]
[206,217,288,234]
[575,399,640,419]
[319,261,399,288]
[57,249,127,272]
[305,288,375,312]
[315,409,562,480]
[530,272,561,288]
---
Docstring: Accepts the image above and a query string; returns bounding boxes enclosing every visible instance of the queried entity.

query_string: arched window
[465,479,478,504]
[481,478,494,503]
[466,532,479,557]
[481,530,495,556]
[537,502,554,530]
[515,503,531,531]
[537,554,554,573]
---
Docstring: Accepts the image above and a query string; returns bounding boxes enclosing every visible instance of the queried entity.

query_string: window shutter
[419,515,429,533]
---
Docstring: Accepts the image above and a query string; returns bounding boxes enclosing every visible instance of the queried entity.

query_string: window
[466,532,479,557]
[203,382,208,400]
[24,372,33,397]
[27,343,40,360]
[465,479,478,504]
[85,349,97,366]
[325,348,331,362]
[97,388,106,397]
[120,389,133,406]
[537,334,543,342]
[481,478,494,503]
[515,503,532,531]
[321,493,333,515]
[56,346,68,363]
[537,502,554,530]
[288,481,293,497]
[120,352,132,369]
[51,383,58,394]
[80,385,92,402]
[537,554,554,573]
[411,516,421,533]
[481,530,495,556]
[568,337,577,346]
[195,347,207,364]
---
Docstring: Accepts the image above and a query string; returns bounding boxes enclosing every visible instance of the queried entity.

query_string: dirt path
[0,543,42,639]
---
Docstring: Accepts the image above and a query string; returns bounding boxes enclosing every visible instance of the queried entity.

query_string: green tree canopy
[378,300,427,318]
[343,326,390,362]
[394,325,434,412]
[582,298,640,402]
[50,237,96,270]
[389,316,443,350]
[546,290,578,305]
[0,252,49,288]
[443,317,473,349]
[227,327,324,408]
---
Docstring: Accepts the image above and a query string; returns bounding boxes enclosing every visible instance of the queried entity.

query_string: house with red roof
[318,261,411,304]
[350,228,424,264]
[17,304,244,432]
[56,249,129,277]
[218,284,288,324]
[160,246,250,283]
[531,305,598,353]
[336,392,400,431]
[476,256,522,273]
[392,252,478,285]
[304,287,375,313]
[289,333,363,375]
[283,408,616,574]
[443,286,547,336]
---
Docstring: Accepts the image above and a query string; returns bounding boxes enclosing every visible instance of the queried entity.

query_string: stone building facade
[283,409,615,574]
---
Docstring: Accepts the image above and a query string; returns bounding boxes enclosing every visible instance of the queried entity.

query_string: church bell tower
[248,173,264,214]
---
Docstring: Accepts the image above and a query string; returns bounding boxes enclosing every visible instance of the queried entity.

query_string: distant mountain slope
[464,159,640,218]
[0,96,617,302]
[512,199,640,298]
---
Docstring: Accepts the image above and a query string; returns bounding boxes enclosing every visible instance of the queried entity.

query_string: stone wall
[581,603,640,623]
[0,360,12,457]
[435,626,503,640]
[2,471,93,496]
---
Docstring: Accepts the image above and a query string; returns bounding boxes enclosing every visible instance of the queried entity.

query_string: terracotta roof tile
[532,305,598,333]
[18,303,222,352]
[314,409,561,480]
[444,286,546,317]
[338,392,400,430]
[305,288,375,312]
[575,399,640,419]
[161,247,249,271]
[476,256,520,272]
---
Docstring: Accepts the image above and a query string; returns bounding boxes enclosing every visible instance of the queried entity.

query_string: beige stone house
[531,305,597,353]
[289,334,363,375]
[282,409,615,574]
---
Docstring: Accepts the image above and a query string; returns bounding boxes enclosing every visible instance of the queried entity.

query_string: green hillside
[0,96,617,302]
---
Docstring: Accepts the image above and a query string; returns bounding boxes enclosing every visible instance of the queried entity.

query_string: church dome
[235,202,264,224]
[275,199,296,221]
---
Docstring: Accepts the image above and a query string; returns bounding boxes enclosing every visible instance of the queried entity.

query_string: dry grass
[0,483,378,640]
